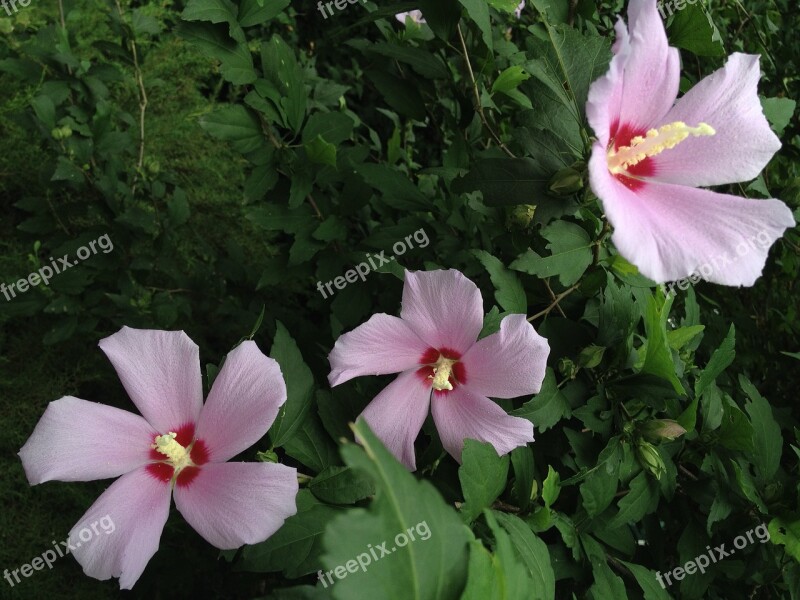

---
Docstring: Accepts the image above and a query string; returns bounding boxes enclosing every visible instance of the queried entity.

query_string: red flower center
[417,347,467,394]
[146,422,208,488]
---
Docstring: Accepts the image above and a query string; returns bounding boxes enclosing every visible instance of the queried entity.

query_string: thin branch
[456,23,516,158]
[528,281,581,322]
[115,0,148,197]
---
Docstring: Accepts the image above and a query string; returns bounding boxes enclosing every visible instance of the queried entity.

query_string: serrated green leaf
[459,440,510,522]
[269,321,315,447]
[472,250,527,313]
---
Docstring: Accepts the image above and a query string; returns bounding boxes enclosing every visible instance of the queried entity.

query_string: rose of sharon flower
[328,269,549,470]
[587,0,795,286]
[18,328,298,589]
[394,9,425,25]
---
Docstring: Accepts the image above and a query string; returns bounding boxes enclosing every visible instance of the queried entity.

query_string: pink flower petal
[173,462,298,549]
[461,315,549,399]
[69,467,171,590]
[616,0,680,131]
[587,19,629,148]
[19,397,158,484]
[358,369,433,471]
[195,341,286,463]
[98,327,203,433]
[431,386,533,463]
[328,314,430,387]
[590,152,796,285]
[400,270,483,354]
[654,53,782,187]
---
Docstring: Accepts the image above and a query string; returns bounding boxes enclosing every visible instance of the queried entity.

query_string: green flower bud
[549,165,584,196]
[637,441,666,480]
[505,204,536,230]
[257,450,279,463]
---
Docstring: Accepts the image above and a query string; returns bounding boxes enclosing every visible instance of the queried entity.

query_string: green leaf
[512,368,571,432]
[525,25,611,123]
[367,42,450,79]
[718,402,755,453]
[418,0,461,41]
[491,511,556,600]
[199,105,264,153]
[459,540,505,600]
[695,324,735,398]
[238,0,290,26]
[302,112,354,145]
[666,325,704,350]
[510,220,593,286]
[472,250,527,312]
[269,321,315,447]
[458,0,493,51]
[238,490,344,577]
[283,409,339,473]
[579,438,621,517]
[305,135,337,168]
[741,375,782,482]
[487,0,520,13]
[462,512,532,599]
[666,3,725,57]
[176,21,256,84]
[541,466,560,509]
[261,35,306,132]
[610,472,659,528]
[761,97,796,137]
[641,292,684,395]
[459,440,510,522]
[321,421,470,599]
[769,515,800,562]
[309,466,376,505]
[528,0,568,23]
[619,560,673,600]
[453,158,552,207]
[510,446,535,511]
[492,66,530,95]
[181,0,244,42]
[355,164,428,211]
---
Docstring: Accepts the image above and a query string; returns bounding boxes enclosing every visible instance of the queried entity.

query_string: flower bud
[640,419,687,442]
[549,165,584,196]
[637,441,666,480]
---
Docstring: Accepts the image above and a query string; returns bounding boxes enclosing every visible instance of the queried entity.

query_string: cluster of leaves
[2,0,800,598]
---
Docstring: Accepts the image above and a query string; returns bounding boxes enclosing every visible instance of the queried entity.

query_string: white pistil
[152,432,195,476]
[430,357,456,391]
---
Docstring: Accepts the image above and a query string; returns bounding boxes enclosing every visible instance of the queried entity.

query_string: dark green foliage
[1,0,799,598]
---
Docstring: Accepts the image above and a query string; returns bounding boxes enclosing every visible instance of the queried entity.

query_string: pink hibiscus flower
[18,327,298,589]
[327,269,549,470]
[587,0,795,286]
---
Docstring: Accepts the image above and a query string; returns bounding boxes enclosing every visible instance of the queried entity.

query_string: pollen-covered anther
[430,357,457,391]
[152,432,195,475]
[607,121,715,175]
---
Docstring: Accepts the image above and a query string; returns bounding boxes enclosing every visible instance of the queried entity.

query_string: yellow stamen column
[607,121,716,175]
